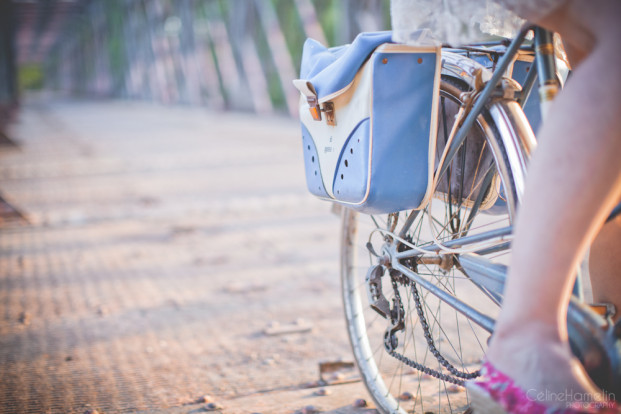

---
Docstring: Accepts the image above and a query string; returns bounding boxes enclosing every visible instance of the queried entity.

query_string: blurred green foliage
[274,0,306,68]
[104,1,128,93]
[311,0,340,46]
[18,64,44,91]
[253,11,287,109]
[45,0,391,112]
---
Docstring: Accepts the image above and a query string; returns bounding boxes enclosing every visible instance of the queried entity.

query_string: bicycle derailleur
[365,264,407,352]
[364,230,481,384]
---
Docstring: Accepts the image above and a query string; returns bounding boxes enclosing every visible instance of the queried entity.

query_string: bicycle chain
[385,274,480,386]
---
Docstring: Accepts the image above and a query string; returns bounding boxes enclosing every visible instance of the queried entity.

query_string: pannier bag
[293,31,441,214]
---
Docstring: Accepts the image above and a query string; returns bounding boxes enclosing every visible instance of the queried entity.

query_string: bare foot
[486,324,608,410]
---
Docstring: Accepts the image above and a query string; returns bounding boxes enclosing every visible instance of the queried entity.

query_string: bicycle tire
[341,76,521,414]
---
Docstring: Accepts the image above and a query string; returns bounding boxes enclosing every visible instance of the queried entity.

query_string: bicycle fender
[441,51,493,89]
[441,51,537,207]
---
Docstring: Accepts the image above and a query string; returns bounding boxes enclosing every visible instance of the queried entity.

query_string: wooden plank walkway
[0,97,383,413]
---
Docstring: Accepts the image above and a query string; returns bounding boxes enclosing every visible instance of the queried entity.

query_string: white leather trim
[376,43,438,54]
[299,59,374,199]
[413,45,442,210]
[292,79,317,98]
[319,81,357,104]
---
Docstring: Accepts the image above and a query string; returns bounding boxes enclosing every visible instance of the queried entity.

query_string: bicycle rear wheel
[341,77,521,413]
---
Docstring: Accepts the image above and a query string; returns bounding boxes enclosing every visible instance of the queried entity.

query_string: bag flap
[296,31,393,100]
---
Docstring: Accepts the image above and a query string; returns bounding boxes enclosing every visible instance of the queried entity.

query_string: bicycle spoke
[341,78,519,413]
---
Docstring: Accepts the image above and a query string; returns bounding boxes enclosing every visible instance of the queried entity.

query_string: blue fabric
[299,31,393,99]
[333,118,371,202]
[301,124,329,198]
[360,50,437,213]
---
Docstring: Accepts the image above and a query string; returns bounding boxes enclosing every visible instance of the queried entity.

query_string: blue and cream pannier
[293,32,442,214]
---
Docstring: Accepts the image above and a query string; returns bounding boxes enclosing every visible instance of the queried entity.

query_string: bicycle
[332,26,621,413]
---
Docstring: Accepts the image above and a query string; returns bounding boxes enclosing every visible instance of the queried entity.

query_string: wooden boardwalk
[0,97,382,413]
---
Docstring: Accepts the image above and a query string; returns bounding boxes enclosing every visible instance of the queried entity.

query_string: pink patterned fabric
[470,361,619,414]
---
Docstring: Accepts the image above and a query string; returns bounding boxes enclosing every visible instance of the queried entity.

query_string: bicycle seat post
[534,27,561,118]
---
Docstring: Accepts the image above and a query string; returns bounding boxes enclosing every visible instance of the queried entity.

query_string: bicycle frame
[348,24,621,400]
[381,28,621,389]
[436,25,542,185]
[378,25,554,331]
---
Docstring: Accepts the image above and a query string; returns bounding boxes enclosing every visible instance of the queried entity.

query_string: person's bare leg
[485,0,621,405]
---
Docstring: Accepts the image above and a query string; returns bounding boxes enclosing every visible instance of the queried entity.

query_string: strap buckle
[322,102,335,126]
[306,97,336,126]
[306,95,322,121]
